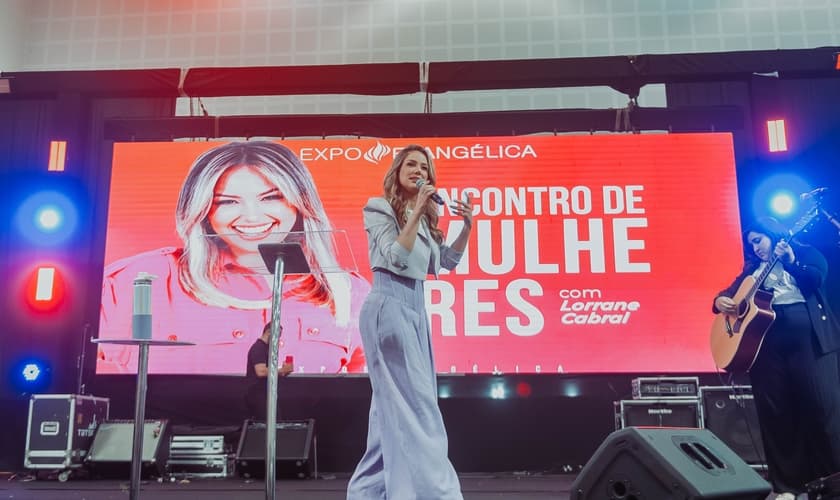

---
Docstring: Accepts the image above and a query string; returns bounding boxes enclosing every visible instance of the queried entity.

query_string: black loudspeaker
[700,385,765,465]
[85,419,171,478]
[235,419,316,479]
[570,427,771,500]
[616,399,701,429]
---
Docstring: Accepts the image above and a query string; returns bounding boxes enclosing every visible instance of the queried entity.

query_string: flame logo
[363,142,391,164]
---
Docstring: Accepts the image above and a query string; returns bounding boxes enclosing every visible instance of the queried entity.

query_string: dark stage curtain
[0,95,175,394]
[0,93,175,470]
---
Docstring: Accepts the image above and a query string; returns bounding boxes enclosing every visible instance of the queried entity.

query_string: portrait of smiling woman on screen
[97,141,369,375]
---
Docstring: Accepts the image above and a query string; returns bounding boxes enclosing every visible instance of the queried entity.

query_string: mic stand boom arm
[819,208,840,244]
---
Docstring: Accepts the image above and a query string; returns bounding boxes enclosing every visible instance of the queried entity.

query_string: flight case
[24,394,110,479]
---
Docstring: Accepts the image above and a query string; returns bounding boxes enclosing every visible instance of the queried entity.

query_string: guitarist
[713,216,840,499]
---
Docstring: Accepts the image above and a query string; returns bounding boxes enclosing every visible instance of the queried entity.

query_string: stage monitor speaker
[85,419,171,479]
[700,385,765,465]
[235,419,315,479]
[570,427,770,500]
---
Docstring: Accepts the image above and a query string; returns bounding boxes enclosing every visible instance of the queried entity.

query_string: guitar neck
[748,255,780,298]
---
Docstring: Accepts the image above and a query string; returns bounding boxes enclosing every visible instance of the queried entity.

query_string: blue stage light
[22,363,42,382]
[8,358,52,394]
[769,191,796,217]
[751,173,813,222]
[35,206,63,231]
[14,191,78,245]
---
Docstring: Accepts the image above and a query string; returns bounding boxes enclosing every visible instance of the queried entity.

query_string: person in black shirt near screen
[245,322,294,421]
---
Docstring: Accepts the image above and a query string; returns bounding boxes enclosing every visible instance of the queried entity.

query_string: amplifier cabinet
[24,394,110,471]
[236,419,316,479]
[699,385,765,465]
[615,398,701,429]
[85,419,172,479]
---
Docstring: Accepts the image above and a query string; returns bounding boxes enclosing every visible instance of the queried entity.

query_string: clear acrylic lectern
[253,230,357,500]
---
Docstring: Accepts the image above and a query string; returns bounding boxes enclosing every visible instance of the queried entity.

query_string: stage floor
[0,472,575,500]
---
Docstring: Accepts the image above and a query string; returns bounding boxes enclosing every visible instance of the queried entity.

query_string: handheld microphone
[800,187,828,201]
[416,179,445,205]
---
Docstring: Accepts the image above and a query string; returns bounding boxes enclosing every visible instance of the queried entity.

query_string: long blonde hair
[382,144,444,244]
[175,141,351,325]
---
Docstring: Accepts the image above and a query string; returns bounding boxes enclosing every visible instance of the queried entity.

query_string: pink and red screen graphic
[101,134,742,374]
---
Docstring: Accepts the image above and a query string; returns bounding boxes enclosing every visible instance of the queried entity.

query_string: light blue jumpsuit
[347,197,463,500]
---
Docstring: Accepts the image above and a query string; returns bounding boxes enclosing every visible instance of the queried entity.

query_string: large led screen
[97,134,742,375]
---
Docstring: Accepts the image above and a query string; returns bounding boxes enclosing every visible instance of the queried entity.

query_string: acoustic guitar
[710,209,818,372]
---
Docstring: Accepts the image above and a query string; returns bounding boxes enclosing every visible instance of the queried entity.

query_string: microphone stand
[76,322,90,395]
[820,208,840,246]
[804,193,839,246]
